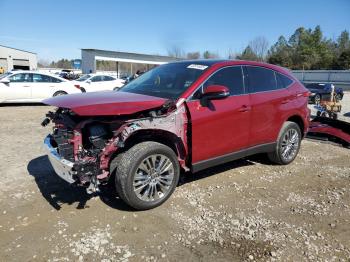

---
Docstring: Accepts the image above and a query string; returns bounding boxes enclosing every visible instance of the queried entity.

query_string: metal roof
[81,48,179,64]
[0,44,37,54]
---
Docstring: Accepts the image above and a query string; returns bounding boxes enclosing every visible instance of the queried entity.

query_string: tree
[334,49,350,69]
[267,36,292,67]
[203,50,219,59]
[236,46,259,61]
[337,30,350,54]
[167,45,185,58]
[186,52,200,59]
[249,36,269,61]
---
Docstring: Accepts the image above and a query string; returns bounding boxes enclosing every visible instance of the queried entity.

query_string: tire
[314,94,321,104]
[268,121,301,165]
[335,93,342,101]
[53,91,67,97]
[111,142,180,210]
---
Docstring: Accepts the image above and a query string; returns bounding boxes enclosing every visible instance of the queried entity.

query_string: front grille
[53,129,74,162]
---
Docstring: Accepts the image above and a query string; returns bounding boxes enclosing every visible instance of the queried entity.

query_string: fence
[292,70,350,91]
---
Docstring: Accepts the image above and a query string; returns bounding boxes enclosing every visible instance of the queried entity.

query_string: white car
[74,74,125,92]
[0,71,82,103]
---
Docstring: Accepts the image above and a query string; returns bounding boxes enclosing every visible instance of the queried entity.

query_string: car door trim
[191,142,276,173]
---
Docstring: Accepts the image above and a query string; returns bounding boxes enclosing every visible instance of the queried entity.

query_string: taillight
[74,84,80,89]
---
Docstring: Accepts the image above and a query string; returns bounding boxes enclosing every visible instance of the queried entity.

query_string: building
[81,49,178,75]
[0,45,37,72]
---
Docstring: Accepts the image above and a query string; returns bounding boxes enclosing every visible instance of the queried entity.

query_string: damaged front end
[42,101,189,194]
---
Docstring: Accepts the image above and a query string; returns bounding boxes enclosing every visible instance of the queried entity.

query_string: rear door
[244,66,293,146]
[89,75,104,91]
[3,73,32,101]
[31,74,60,100]
[186,66,251,163]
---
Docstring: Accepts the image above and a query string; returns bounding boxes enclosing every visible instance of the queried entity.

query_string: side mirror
[201,85,230,100]
[0,78,10,84]
[86,80,91,84]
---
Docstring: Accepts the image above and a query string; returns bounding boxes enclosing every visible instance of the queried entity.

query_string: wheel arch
[286,114,305,136]
[113,129,188,169]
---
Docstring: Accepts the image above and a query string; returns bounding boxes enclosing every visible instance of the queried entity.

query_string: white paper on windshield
[187,64,208,70]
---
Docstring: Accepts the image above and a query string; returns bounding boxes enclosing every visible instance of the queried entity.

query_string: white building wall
[0,45,37,71]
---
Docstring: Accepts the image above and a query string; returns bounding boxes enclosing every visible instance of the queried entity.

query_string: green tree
[236,46,259,61]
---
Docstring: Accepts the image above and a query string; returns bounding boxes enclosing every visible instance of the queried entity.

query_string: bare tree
[186,51,200,59]
[167,45,185,58]
[249,36,269,61]
[203,50,219,59]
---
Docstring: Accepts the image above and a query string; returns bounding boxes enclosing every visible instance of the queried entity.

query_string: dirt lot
[0,94,349,261]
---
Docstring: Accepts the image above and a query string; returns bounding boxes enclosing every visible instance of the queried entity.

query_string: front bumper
[44,135,76,184]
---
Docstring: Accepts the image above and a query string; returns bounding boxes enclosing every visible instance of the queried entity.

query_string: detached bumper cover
[44,135,76,183]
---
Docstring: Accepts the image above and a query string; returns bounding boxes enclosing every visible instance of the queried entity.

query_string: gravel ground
[0,93,349,261]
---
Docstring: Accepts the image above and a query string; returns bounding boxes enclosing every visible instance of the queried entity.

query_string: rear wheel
[111,142,180,210]
[53,91,67,97]
[268,121,301,165]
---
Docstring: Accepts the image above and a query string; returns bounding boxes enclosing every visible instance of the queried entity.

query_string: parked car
[42,60,310,210]
[0,71,83,103]
[303,82,344,104]
[74,74,125,92]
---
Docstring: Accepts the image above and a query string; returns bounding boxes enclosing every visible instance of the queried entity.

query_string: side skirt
[191,142,276,173]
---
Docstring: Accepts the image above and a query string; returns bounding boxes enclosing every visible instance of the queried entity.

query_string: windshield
[119,63,209,99]
[77,74,91,82]
[0,72,12,80]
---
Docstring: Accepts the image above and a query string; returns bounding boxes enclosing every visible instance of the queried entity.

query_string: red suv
[43,60,310,210]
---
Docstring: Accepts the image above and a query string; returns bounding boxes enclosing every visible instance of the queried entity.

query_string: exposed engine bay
[42,101,189,194]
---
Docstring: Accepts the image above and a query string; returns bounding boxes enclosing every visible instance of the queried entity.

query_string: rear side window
[275,72,293,89]
[33,74,52,83]
[91,76,103,82]
[103,76,115,81]
[245,66,277,92]
[203,66,244,96]
[50,76,62,83]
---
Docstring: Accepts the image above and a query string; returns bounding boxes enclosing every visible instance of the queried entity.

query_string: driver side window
[203,66,244,96]
[9,73,32,83]
[91,76,103,82]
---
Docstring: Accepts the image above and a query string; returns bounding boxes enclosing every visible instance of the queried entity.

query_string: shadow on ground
[27,154,265,211]
[27,155,132,211]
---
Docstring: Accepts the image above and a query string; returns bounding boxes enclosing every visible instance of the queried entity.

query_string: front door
[186,66,251,164]
[3,73,32,101]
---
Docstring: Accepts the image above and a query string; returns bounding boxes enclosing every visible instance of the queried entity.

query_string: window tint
[50,76,62,83]
[33,74,54,83]
[203,66,244,96]
[91,76,103,82]
[9,73,32,82]
[103,76,115,81]
[245,66,277,92]
[275,72,293,89]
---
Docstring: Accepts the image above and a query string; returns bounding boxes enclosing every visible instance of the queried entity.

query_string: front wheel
[111,142,180,210]
[53,91,67,97]
[268,121,301,165]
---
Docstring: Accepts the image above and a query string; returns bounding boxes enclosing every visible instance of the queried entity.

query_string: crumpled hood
[43,91,167,116]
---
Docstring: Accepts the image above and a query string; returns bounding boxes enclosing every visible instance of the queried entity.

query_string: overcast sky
[0,0,349,61]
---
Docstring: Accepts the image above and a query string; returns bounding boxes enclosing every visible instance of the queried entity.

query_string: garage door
[0,58,7,72]
[13,59,30,70]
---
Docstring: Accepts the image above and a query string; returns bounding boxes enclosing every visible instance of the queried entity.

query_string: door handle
[281,99,290,104]
[23,85,30,87]
[238,105,251,112]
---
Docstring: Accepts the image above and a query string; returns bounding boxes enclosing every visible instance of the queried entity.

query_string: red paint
[309,119,350,144]
[43,91,166,116]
